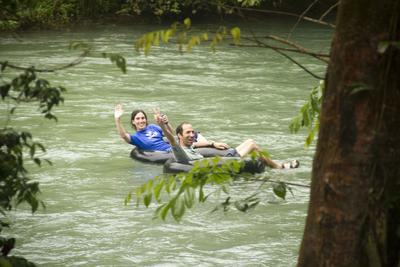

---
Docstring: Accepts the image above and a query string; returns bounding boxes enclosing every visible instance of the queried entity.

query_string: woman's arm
[114,104,131,143]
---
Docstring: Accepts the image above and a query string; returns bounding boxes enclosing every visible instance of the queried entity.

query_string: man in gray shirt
[154,109,299,169]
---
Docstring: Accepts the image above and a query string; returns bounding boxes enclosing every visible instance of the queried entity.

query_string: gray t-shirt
[172,145,204,163]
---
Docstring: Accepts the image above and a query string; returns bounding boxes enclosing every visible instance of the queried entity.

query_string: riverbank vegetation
[0,0,337,31]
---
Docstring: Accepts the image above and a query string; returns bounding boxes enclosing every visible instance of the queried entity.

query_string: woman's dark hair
[130,109,148,130]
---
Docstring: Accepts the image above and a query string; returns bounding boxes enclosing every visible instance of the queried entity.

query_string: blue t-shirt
[130,124,172,152]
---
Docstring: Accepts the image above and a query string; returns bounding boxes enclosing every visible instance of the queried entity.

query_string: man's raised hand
[152,107,162,125]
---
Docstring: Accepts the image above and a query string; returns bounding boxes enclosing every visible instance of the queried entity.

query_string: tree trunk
[298,0,400,266]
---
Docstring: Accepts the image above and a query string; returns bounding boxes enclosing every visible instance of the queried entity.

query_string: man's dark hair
[130,109,148,130]
[176,122,190,135]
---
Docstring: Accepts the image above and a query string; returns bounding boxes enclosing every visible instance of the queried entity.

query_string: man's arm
[153,108,177,147]
[193,134,230,149]
[114,104,131,143]
[160,113,174,139]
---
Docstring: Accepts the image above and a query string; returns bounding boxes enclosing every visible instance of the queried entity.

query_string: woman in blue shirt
[114,104,172,152]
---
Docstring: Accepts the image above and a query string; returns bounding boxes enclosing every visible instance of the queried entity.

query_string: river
[0,19,331,266]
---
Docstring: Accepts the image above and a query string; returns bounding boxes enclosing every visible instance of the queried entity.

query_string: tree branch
[266,34,330,63]
[235,42,329,59]
[274,48,325,79]
[0,50,89,73]
[240,35,330,63]
[287,0,320,40]
[221,4,335,28]
[240,35,325,79]
[319,1,340,21]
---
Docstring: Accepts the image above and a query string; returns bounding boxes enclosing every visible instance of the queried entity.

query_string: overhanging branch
[0,50,89,73]
[221,4,336,28]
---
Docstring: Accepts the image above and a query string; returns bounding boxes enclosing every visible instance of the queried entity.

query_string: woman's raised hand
[114,104,124,119]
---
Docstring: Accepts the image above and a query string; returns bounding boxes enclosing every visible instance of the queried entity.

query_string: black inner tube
[163,157,266,174]
[130,147,238,164]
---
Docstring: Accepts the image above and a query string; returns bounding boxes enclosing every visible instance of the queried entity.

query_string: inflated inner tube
[163,157,266,174]
[130,147,237,164]
[130,147,173,164]
[194,147,235,157]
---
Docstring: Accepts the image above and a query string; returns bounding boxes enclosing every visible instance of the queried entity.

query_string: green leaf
[124,192,132,206]
[0,84,11,99]
[33,158,41,166]
[199,186,205,202]
[249,151,258,161]
[234,201,248,212]
[231,160,242,173]
[221,185,230,194]
[290,80,324,147]
[153,31,160,46]
[135,186,144,206]
[29,145,35,158]
[1,60,8,72]
[289,116,301,133]
[153,179,164,202]
[102,53,127,74]
[378,41,390,53]
[171,197,185,221]
[349,83,373,95]
[230,27,241,45]
[305,129,315,148]
[146,179,154,193]
[163,29,174,43]
[211,156,220,167]
[259,150,270,159]
[184,173,193,185]
[184,188,194,208]
[183,18,191,29]
[273,182,287,199]
[29,196,39,213]
[160,202,171,221]
[143,193,152,207]
[34,143,45,152]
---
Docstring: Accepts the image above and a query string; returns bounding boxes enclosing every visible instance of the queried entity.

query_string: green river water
[1,19,331,266]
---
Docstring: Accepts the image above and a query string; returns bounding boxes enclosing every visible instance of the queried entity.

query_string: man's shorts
[222,148,241,157]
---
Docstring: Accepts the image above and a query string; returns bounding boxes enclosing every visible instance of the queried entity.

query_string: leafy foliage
[378,41,400,54]
[289,80,324,147]
[131,157,242,221]
[0,66,66,121]
[0,64,65,265]
[0,128,47,213]
[129,154,292,221]
[0,0,122,30]
[0,0,337,31]
[0,0,258,30]
[118,0,262,18]
[102,53,127,74]
[135,18,241,55]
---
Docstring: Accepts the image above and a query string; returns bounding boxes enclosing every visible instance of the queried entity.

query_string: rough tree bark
[298,0,400,266]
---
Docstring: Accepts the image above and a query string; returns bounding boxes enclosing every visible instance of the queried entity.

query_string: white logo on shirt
[146,131,158,139]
